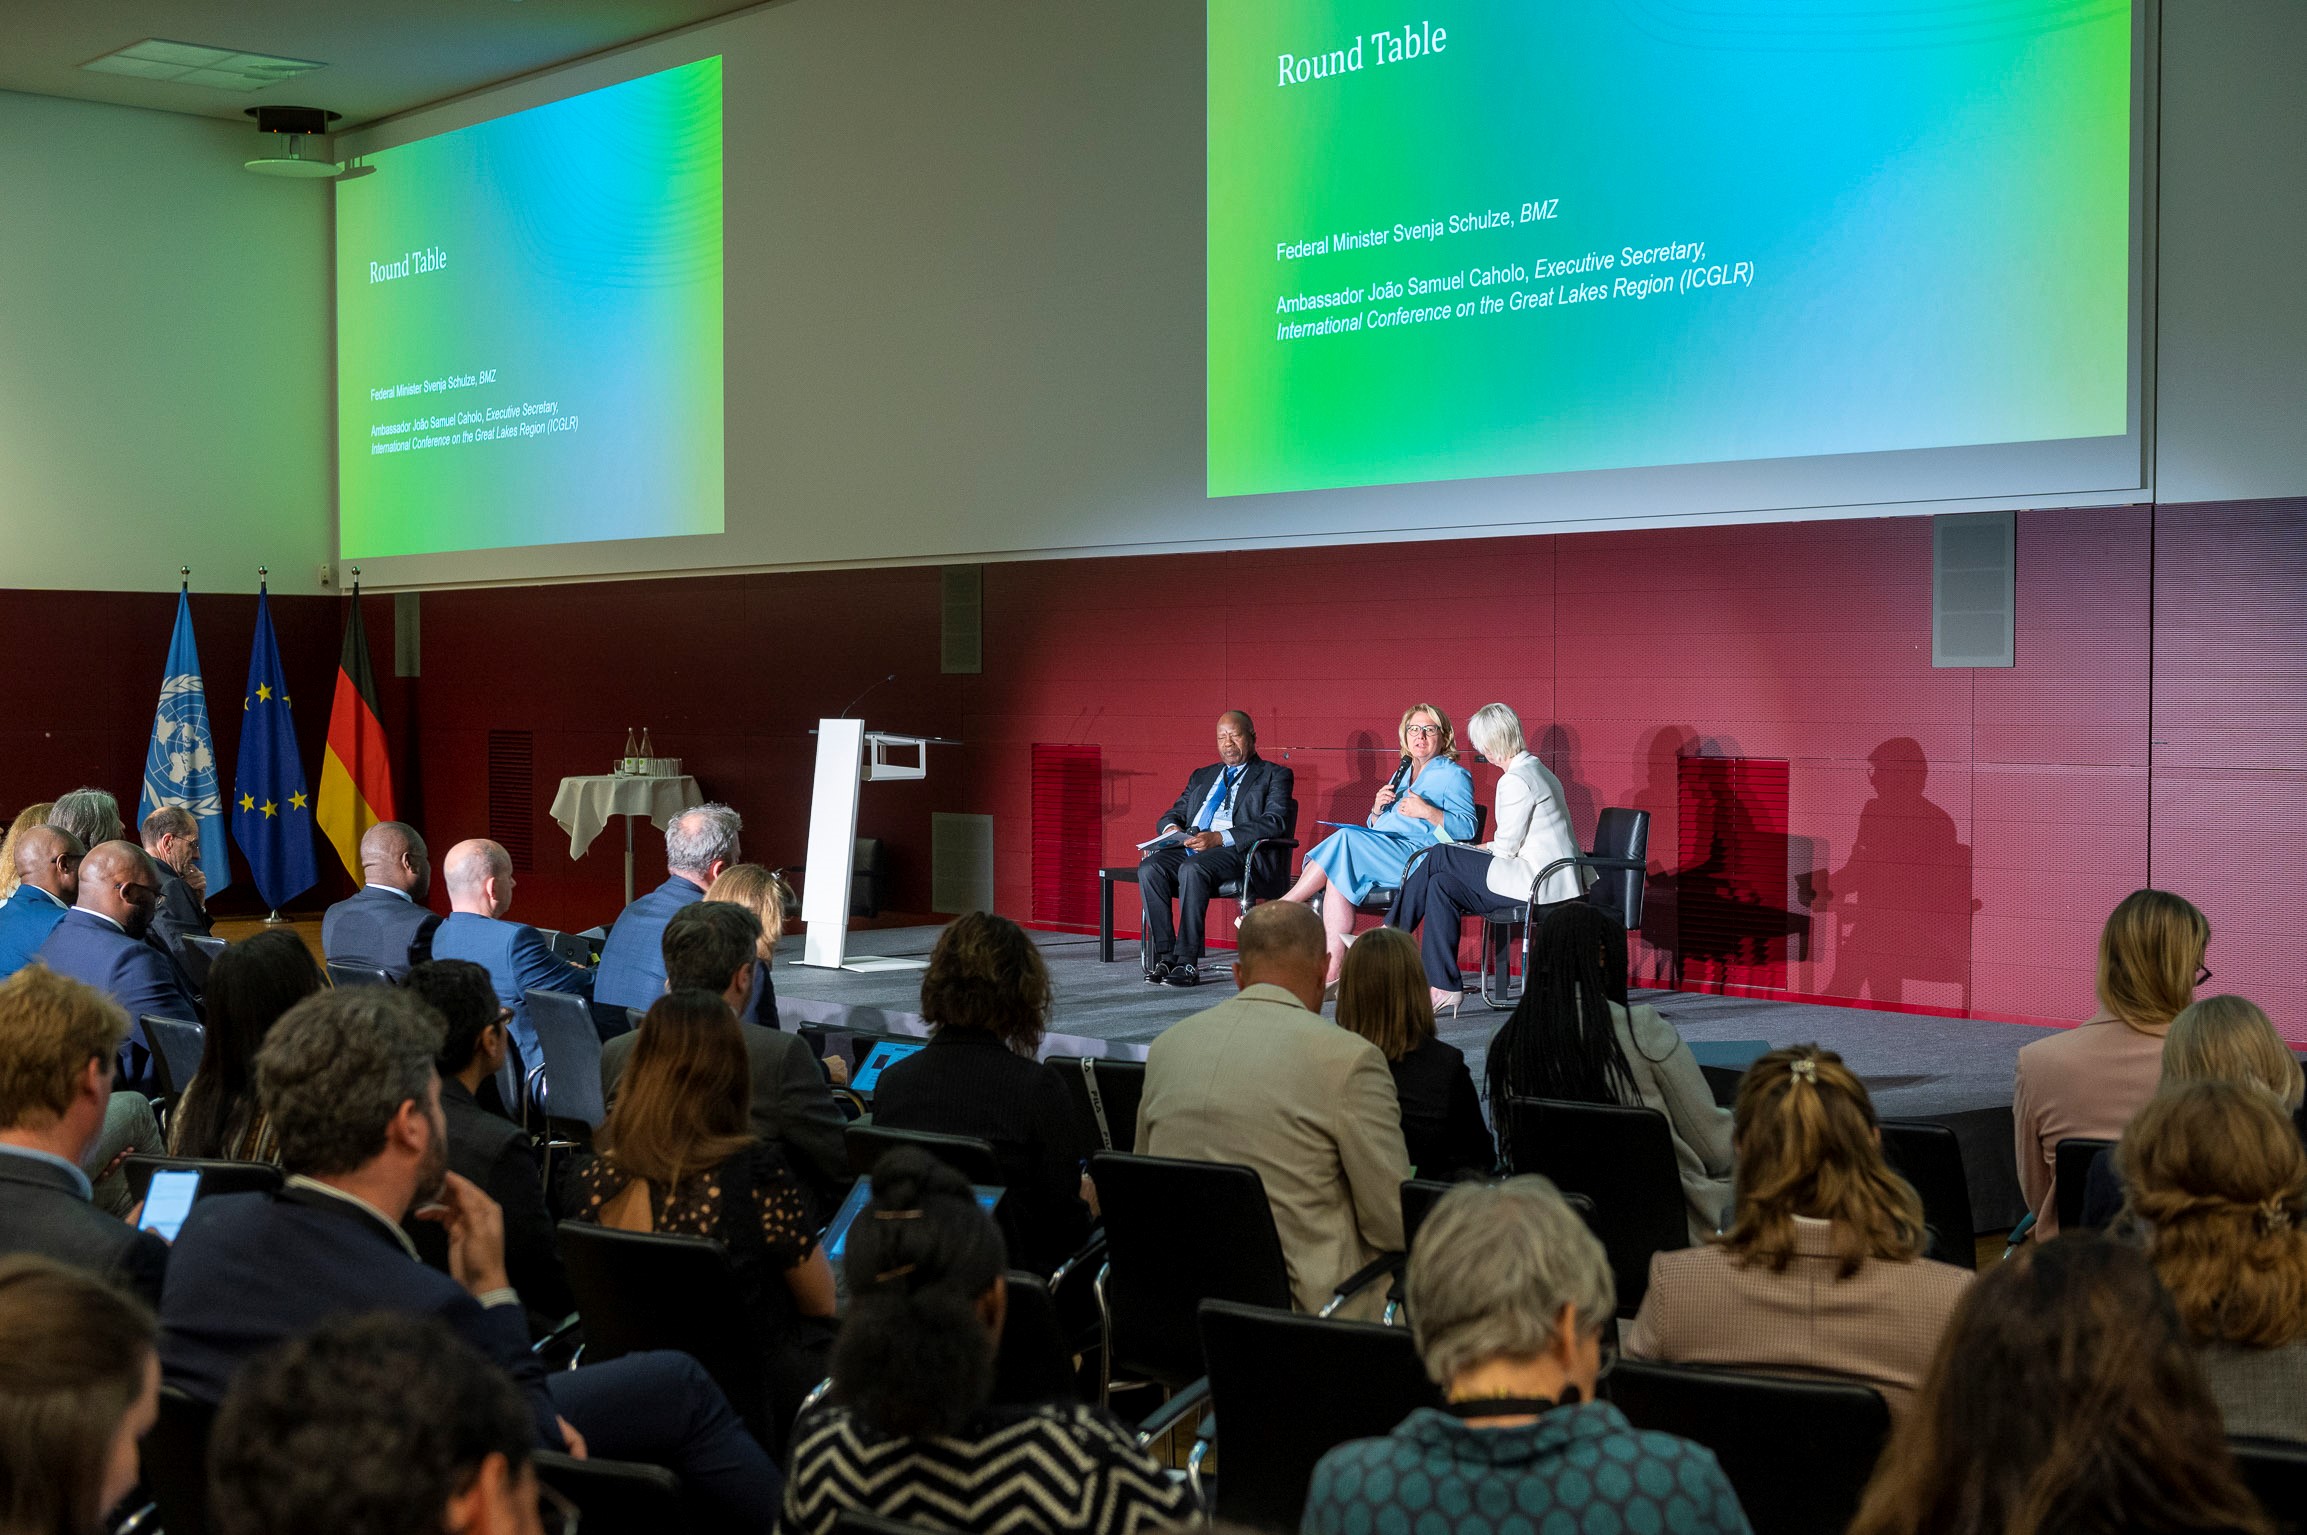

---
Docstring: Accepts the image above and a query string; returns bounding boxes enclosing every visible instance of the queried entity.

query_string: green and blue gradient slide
[1208,3,2132,497]
[337,57,724,558]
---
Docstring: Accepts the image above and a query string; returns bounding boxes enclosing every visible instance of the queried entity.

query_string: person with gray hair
[139,804,214,971]
[593,802,745,1014]
[157,986,787,1529]
[1386,701,1587,1013]
[1304,1177,1752,1535]
[428,837,593,1067]
[46,789,124,853]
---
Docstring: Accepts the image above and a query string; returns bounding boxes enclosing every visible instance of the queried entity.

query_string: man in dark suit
[0,966,169,1305]
[1138,710,1296,987]
[0,824,81,979]
[158,986,782,1528]
[600,901,847,1214]
[320,821,442,980]
[139,805,214,973]
[405,958,571,1334]
[592,803,742,1014]
[35,841,201,1090]
[427,839,592,1069]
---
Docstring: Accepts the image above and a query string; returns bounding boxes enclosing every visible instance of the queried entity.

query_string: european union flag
[231,585,317,911]
[139,586,230,895]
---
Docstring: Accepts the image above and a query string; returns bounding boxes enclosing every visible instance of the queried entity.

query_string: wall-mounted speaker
[1933,510,2016,668]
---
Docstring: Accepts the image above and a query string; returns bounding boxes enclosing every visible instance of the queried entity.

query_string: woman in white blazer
[1387,702,1586,1012]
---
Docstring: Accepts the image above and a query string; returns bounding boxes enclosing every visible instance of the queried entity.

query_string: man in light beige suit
[1136,901,1411,1318]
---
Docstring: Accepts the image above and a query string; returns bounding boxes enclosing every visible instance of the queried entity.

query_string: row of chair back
[1047,1054,1145,1151]
[139,1015,207,1101]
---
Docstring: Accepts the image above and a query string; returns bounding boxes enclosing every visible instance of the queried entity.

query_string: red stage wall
[5,497,2298,1033]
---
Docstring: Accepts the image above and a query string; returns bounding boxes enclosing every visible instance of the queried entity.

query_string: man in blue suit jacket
[592,803,742,1013]
[0,825,82,979]
[1139,711,1296,987]
[35,842,200,1089]
[320,821,443,980]
[427,839,592,1066]
[158,986,782,1528]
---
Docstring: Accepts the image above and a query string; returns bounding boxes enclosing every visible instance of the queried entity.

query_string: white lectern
[797,719,958,972]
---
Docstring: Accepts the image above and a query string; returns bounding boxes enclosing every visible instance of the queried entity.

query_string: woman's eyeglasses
[2195,962,2213,987]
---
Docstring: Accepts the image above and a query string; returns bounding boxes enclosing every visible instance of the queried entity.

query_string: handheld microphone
[835,673,897,719]
[1389,753,1413,793]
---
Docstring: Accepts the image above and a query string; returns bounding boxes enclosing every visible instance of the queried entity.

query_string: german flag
[316,584,397,881]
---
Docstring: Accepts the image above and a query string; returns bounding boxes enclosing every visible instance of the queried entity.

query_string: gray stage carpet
[774,925,2048,1232]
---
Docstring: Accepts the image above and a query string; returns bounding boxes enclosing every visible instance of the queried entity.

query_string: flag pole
[258,566,286,926]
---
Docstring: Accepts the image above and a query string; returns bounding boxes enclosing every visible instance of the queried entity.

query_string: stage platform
[775,924,2050,1234]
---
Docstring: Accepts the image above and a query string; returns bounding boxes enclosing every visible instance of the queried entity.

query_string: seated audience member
[1135,710,1294,988]
[138,805,213,972]
[405,958,572,1331]
[1625,1046,1971,1419]
[1304,1178,1750,1535]
[600,900,848,1212]
[1136,900,1410,1318]
[1488,902,1733,1240]
[0,824,81,978]
[2080,993,2302,1228]
[2122,1079,2307,1441]
[0,968,168,1304]
[784,1150,1193,1535]
[428,837,592,1068]
[320,821,442,980]
[35,841,201,1089]
[2014,887,2207,1237]
[211,1315,540,1535]
[0,1256,160,1535]
[0,800,56,900]
[46,788,125,852]
[1846,1235,2267,1535]
[871,911,1095,1273]
[157,986,783,1529]
[168,929,324,1162]
[1333,926,1494,1179]
[594,803,744,1013]
[569,989,835,1440]
[705,860,792,1028]
[1387,701,1585,1012]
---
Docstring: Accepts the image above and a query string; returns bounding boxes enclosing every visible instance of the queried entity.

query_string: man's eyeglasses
[116,881,161,903]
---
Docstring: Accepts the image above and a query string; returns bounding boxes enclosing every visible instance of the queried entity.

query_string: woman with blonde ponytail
[2122,1078,2307,1439]
[1625,1045,1971,1418]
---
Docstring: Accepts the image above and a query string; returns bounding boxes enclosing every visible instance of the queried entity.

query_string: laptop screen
[850,1039,926,1094]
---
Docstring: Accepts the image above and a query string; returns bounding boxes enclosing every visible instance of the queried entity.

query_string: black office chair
[137,1015,206,1102]
[123,1155,284,1204]
[532,1450,683,1535]
[324,960,397,989]
[1098,797,1300,969]
[2056,1136,2116,1233]
[1046,1054,1146,1151]
[1879,1117,1978,1268]
[1604,1360,1892,1535]
[523,987,608,1130]
[991,1270,1080,1407]
[844,1124,1006,1187]
[556,1222,774,1447]
[1500,1097,1688,1314]
[2233,1435,2307,1535]
[1191,1299,1442,1527]
[139,1388,218,1535]
[1354,803,1488,924]
[179,932,228,991]
[1479,807,1651,1005]
[1386,1178,1596,1324]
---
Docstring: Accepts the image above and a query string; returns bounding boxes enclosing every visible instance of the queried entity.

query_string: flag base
[265,910,284,924]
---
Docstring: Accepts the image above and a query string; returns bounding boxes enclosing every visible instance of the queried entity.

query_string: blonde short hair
[704,863,791,955]
[1407,1177,1613,1385]
[0,803,55,900]
[2165,995,2302,1111]
[2098,889,2209,1035]
[1398,703,1459,761]
[1333,926,1433,1062]
[1465,703,1525,762]
[0,968,126,1129]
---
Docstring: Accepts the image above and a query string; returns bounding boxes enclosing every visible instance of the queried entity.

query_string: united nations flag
[231,583,318,912]
[140,585,230,895]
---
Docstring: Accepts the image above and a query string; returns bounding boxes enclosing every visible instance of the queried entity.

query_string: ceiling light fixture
[83,38,323,94]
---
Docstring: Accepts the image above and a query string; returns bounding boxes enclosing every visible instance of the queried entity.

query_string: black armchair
[1098,797,1300,970]
[1478,807,1650,1005]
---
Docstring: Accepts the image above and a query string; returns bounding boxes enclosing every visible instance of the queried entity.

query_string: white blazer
[1480,752,1586,905]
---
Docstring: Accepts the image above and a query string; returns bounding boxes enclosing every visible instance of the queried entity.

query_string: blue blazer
[321,884,443,979]
[429,912,594,1065]
[0,885,70,980]
[159,1188,558,1444]
[592,875,706,1012]
[36,909,201,1088]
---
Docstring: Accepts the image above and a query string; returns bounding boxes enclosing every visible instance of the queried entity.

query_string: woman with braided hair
[2122,1077,2307,1440]
[1624,1046,1971,1420]
[782,1149,1194,1535]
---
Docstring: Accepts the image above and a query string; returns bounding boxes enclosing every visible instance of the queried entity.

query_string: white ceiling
[0,0,765,132]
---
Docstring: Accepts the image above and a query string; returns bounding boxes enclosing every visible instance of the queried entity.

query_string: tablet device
[822,1180,1003,1266]
[850,1039,926,1094]
[137,1168,201,1242]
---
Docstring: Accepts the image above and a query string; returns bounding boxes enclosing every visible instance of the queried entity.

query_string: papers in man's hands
[1137,830,1190,852]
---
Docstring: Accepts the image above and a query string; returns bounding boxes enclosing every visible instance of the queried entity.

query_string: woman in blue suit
[1279,703,1479,983]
